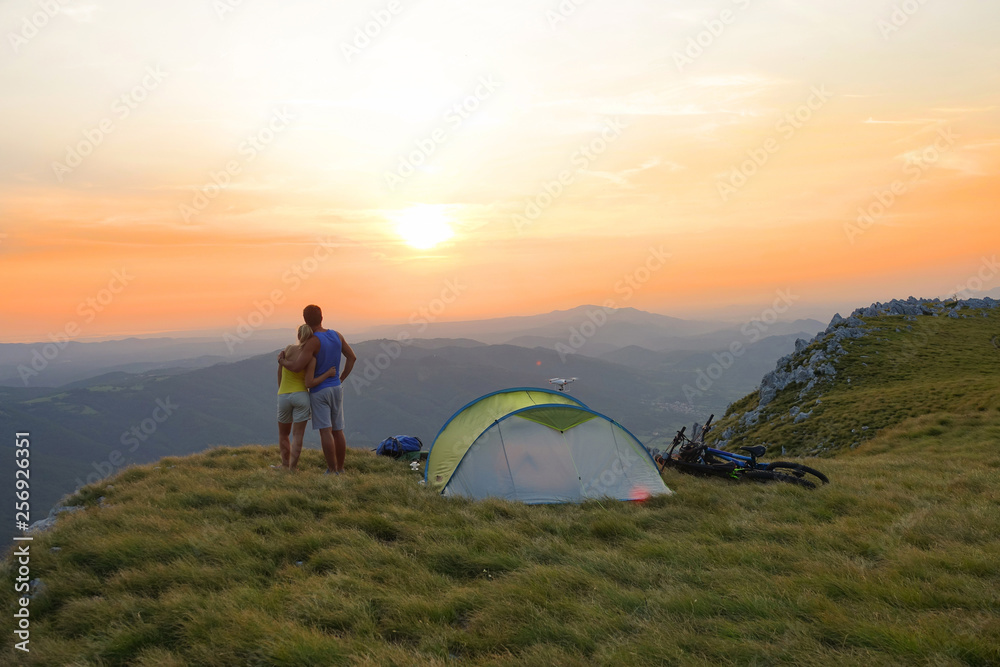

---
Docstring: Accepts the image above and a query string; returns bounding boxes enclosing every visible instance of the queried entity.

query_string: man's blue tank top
[311,330,342,392]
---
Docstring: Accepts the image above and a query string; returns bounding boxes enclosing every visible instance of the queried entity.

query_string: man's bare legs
[289,421,307,470]
[278,422,292,468]
[319,427,338,473]
[332,429,347,473]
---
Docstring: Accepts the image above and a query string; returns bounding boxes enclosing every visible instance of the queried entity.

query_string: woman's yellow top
[278,366,307,394]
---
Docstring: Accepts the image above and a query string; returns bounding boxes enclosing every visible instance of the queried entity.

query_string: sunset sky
[1,0,998,342]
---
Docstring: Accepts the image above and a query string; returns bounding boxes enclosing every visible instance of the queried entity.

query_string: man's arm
[304,356,338,389]
[339,336,357,382]
[279,337,320,373]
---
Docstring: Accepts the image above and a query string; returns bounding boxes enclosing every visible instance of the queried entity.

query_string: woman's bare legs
[289,421,307,470]
[278,421,292,468]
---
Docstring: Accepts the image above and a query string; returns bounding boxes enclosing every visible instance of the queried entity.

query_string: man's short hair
[303,305,323,327]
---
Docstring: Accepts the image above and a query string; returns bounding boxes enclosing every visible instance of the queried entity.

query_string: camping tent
[425,388,671,503]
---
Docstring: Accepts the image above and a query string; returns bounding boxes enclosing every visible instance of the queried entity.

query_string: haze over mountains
[1,305,821,387]
[1,305,823,542]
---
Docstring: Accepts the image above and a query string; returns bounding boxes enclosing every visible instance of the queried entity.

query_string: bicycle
[655,414,829,489]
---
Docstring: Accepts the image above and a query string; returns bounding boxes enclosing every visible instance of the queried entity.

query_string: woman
[276,324,337,470]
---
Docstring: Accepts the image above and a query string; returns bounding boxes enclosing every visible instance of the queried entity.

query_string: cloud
[62,4,102,22]
[535,74,786,119]
[863,117,943,125]
[583,157,684,188]
[930,106,998,114]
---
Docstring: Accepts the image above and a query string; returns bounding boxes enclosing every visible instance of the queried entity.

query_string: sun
[393,205,454,250]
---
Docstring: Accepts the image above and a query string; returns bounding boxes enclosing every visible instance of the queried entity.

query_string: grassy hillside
[4,437,997,666]
[709,303,1000,456]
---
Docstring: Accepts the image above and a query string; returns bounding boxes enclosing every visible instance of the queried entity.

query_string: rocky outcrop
[717,296,999,451]
[25,498,86,535]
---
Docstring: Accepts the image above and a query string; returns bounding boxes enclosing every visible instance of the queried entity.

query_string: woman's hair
[297,324,314,344]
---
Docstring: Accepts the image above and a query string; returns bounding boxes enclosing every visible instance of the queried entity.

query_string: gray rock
[775,354,794,369]
[794,338,809,353]
[29,579,46,600]
[740,410,761,427]
[792,366,815,384]
[794,410,812,423]
[26,517,57,534]
[831,326,866,343]
[50,547,62,553]
[758,385,777,407]
[790,406,801,417]
[48,504,84,520]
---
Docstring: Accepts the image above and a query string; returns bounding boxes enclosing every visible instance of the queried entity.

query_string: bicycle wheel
[764,461,830,485]
[742,469,817,489]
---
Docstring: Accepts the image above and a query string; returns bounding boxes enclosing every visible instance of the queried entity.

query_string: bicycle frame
[658,415,762,475]
[704,447,758,466]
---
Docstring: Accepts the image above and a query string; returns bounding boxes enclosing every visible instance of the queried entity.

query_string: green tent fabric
[426,388,584,492]
[425,388,672,504]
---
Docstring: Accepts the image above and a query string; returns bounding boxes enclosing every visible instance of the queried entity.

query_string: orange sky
[1,0,999,342]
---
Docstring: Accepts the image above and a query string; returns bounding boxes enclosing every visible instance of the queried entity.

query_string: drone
[548,377,577,391]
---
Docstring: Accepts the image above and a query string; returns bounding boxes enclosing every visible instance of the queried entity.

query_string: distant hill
[357,305,721,343]
[708,297,1000,456]
[356,305,824,356]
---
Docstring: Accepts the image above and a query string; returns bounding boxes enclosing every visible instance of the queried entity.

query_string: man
[279,305,357,474]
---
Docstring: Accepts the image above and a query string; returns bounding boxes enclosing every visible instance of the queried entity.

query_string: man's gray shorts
[277,391,311,424]
[310,385,345,431]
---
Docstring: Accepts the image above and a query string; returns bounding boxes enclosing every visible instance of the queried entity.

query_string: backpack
[375,435,423,461]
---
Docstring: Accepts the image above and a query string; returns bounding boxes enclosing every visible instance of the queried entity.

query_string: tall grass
[3,426,998,665]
